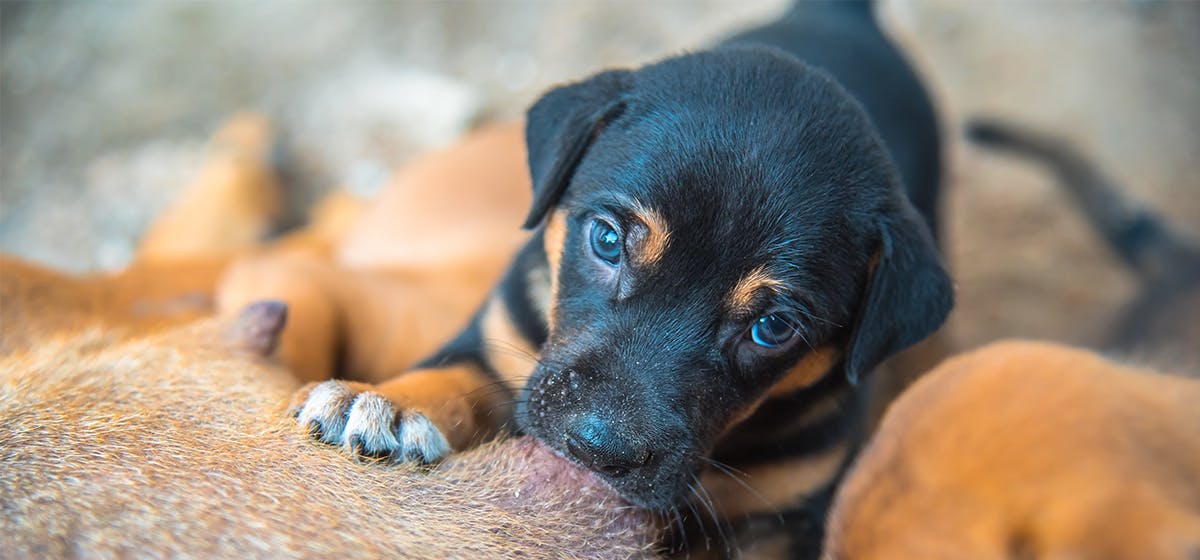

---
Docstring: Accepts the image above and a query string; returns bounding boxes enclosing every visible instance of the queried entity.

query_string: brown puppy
[0,116,529,386]
[825,122,1200,559]
[0,114,287,355]
[824,341,1200,560]
[216,120,531,384]
[0,304,658,558]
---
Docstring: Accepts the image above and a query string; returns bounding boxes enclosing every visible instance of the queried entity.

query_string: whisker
[693,475,736,556]
[699,456,781,522]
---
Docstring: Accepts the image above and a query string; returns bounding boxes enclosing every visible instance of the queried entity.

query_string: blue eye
[750,313,797,348]
[590,219,622,265]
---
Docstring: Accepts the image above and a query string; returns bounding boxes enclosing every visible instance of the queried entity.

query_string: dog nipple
[225,300,288,356]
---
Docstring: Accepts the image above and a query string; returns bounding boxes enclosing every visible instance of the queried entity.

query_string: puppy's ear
[523,70,632,229]
[844,208,953,385]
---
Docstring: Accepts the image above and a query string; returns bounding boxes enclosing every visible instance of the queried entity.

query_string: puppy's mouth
[517,369,701,510]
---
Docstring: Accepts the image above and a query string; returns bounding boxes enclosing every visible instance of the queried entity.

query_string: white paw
[294,380,451,463]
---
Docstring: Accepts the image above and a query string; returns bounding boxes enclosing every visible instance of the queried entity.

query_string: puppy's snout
[564,414,652,478]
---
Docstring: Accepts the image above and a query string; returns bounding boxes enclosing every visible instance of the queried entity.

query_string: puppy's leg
[292,363,509,462]
[137,113,282,262]
[217,253,342,383]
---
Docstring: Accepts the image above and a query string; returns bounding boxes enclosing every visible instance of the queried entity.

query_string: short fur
[824,341,1200,560]
[824,121,1200,559]
[291,2,951,557]
[0,309,657,558]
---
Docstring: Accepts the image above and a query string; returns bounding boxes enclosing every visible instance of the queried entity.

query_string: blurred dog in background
[824,120,1200,559]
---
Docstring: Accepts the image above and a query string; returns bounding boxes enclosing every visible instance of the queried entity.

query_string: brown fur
[0,312,658,558]
[766,346,840,398]
[218,121,531,385]
[725,265,784,315]
[0,116,659,556]
[824,341,1200,559]
[628,201,672,269]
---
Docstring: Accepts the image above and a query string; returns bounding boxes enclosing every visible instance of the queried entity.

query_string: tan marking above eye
[726,265,785,313]
[628,202,671,267]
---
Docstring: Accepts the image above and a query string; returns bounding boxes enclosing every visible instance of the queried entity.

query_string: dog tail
[966,118,1200,285]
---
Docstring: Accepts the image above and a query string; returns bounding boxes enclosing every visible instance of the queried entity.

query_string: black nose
[564,414,651,478]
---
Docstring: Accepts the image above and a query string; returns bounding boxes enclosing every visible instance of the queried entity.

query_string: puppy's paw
[292,380,451,463]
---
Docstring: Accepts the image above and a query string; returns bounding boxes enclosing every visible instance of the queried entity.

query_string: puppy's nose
[564,414,652,478]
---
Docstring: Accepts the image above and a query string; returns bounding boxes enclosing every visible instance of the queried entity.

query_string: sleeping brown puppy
[0,303,658,558]
[824,121,1200,559]
[824,341,1200,560]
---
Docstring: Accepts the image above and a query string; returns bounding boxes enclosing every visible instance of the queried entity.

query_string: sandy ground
[2,0,1198,351]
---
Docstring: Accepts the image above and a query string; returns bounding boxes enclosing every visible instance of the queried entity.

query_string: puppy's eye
[750,313,797,348]
[589,218,622,265]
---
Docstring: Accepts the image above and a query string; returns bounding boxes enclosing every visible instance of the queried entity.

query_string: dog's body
[0,118,659,558]
[824,341,1200,560]
[0,306,656,559]
[2,4,949,556]
[291,1,950,556]
[824,121,1200,558]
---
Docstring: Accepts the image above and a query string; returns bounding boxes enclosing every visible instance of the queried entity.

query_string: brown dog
[824,122,1200,559]
[824,341,1200,559]
[0,116,660,555]
[0,114,528,381]
[0,303,657,558]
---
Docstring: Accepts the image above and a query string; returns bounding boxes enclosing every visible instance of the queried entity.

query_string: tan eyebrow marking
[629,202,671,267]
[726,265,785,313]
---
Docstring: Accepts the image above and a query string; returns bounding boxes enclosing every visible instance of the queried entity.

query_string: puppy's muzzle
[564,413,655,477]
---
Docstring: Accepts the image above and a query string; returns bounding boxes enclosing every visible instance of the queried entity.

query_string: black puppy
[295,1,950,555]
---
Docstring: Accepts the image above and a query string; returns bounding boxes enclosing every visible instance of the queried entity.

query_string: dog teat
[224,300,288,357]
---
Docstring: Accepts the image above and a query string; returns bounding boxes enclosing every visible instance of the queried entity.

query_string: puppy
[0,303,658,559]
[824,121,1200,559]
[824,341,1200,560]
[292,1,951,555]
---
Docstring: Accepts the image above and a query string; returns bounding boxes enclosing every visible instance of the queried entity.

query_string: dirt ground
[2,1,1198,352]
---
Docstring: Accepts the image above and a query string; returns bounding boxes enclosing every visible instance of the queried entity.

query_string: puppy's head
[517,47,952,510]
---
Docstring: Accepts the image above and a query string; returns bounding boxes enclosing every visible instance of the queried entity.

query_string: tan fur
[0,316,658,558]
[137,113,282,261]
[766,346,839,398]
[726,265,784,314]
[825,341,1200,560]
[218,121,531,384]
[480,294,540,390]
[702,442,850,519]
[542,209,568,328]
[0,115,664,556]
[2,113,306,357]
[629,201,672,268]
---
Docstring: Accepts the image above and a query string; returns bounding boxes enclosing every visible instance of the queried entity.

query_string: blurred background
[2,0,1198,350]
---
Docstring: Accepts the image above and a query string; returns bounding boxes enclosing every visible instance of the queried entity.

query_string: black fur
[511,45,949,511]
[433,0,951,534]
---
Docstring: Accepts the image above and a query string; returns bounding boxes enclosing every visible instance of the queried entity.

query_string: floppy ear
[522,70,633,229]
[843,207,953,385]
